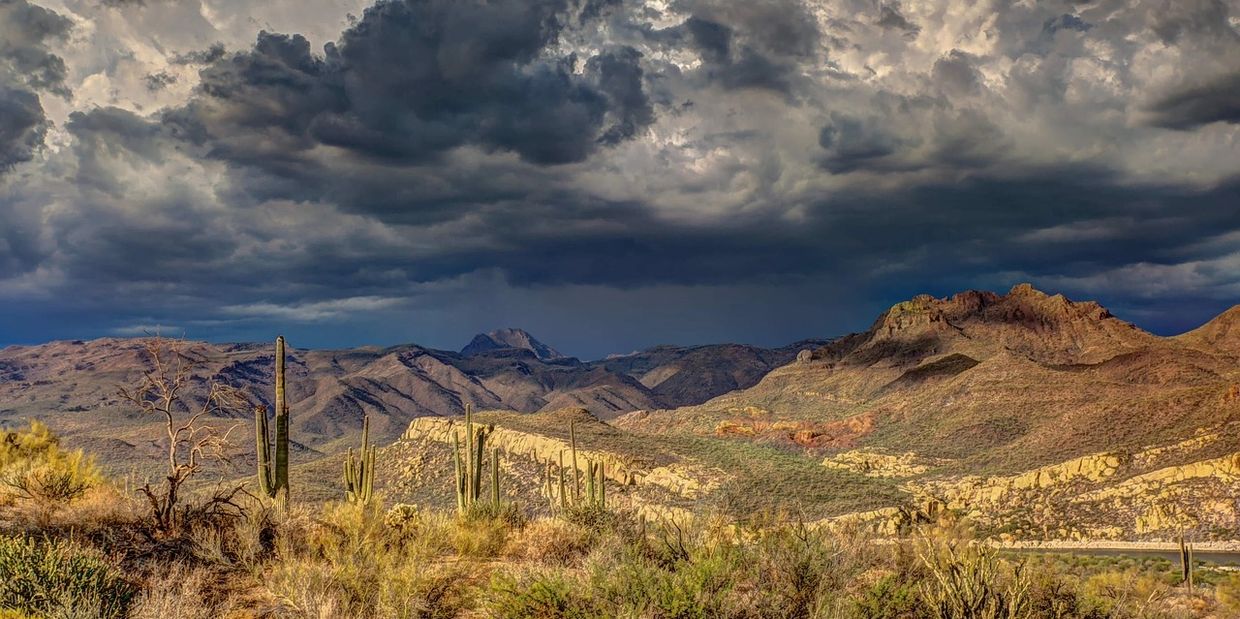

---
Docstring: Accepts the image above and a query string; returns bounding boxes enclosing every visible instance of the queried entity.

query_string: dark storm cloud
[167,0,654,168]
[0,0,71,174]
[1145,72,1240,129]
[0,86,46,170]
[144,70,177,91]
[1043,13,1092,35]
[170,43,227,65]
[0,0,72,96]
[656,0,820,95]
[1146,0,1234,44]
[877,3,920,38]
[817,112,904,173]
[931,49,982,96]
[4,0,1240,354]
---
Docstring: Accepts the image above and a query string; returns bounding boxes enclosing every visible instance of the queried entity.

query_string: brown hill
[1177,305,1240,356]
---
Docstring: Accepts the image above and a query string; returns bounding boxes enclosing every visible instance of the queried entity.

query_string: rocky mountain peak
[850,284,1151,366]
[461,328,564,361]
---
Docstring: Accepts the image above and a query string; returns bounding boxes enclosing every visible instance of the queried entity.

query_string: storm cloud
[0,0,1238,357]
[0,0,70,170]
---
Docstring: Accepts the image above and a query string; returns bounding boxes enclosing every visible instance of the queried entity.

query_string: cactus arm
[364,444,375,505]
[1180,533,1189,585]
[1188,540,1195,592]
[585,460,595,504]
[344,447,356,502]
[557,451,567,510]
[570,421,580,500]
[255,405,274,497]
[452,431,466,514]
[491,448,500,508]
[472,429,486,501]
[599,461,606,509]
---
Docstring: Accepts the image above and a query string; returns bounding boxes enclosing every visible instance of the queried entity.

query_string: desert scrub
[487,570,597,619]
[492,515,749,618]
[0,422,103,525]
[503,518,593,566]
[916,534,1031,619]
[265,502,474,618]
[851,574,924,619]
[128,562,243,619]
[0,534,134,618]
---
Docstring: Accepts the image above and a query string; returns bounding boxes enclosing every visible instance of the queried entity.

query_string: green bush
[853,575,923,619]
[0,535,135,618]
[488,571,595,619]
[917,537,1030,619]
[0,422,103,521]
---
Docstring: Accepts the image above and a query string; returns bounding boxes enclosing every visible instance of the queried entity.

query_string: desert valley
[4,0,1240,614]
[4,283,1238,541]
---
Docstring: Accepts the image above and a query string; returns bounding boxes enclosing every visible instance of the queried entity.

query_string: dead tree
[119,337,247,533]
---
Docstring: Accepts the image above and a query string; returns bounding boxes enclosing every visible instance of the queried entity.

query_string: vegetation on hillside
[0,420,1237,618]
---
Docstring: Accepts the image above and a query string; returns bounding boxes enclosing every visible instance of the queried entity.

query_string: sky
[0,0,1238,360]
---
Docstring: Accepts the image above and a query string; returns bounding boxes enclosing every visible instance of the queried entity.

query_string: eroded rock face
[400,416,721,499]
[903,426,1240,541]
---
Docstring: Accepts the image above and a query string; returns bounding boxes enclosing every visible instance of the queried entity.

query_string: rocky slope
[612,284,1240,539]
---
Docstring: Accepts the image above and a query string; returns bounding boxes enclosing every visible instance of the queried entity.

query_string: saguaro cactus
[343,415,376,505]
[543,423,609,513]
[451,404,497,514]
[256,336,291,506]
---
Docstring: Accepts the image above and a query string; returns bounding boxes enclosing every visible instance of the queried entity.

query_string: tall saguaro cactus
[256,336,291,506]
[343,415,376,505]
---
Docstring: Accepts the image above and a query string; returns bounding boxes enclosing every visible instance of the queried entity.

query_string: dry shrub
[128,562,243,619]
[1217,574,1240,615]
[916,534,1031,619]
[0,422,105,527]
[452,513,511,558]
[0,534,136,619]
[264,502,475,618]
[503,518,592,566]
[1082,570,1172,618]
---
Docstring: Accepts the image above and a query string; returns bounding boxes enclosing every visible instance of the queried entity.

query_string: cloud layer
[0,0,1238,357]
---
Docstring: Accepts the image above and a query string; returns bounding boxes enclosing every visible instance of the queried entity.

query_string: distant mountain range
[4,284,1240,539]
[0,330,825,459]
